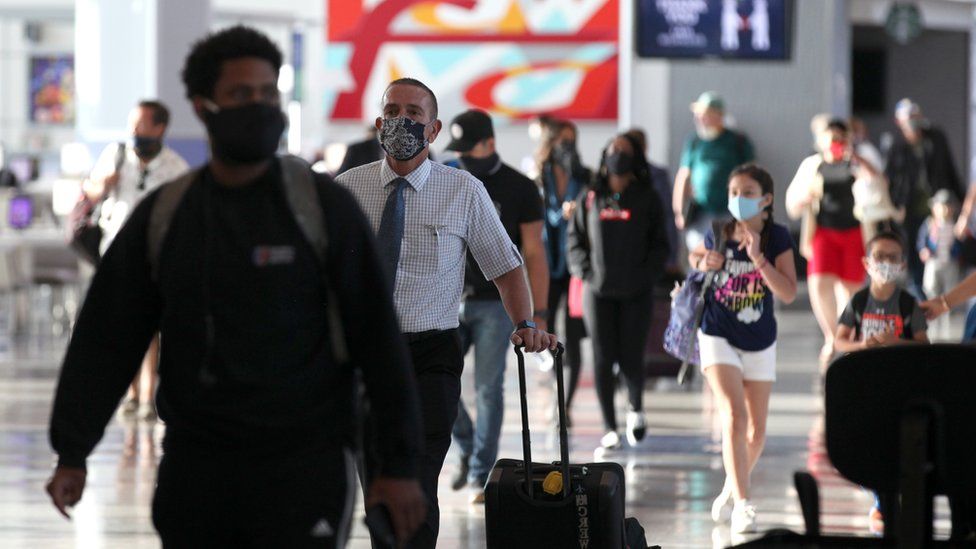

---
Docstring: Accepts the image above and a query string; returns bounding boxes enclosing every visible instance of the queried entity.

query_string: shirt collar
[379,157,431,191]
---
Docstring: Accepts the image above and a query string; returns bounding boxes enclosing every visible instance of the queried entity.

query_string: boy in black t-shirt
[834,231,928,532]
[836,232,929,352]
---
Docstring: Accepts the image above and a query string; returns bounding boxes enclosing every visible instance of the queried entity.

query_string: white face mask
[868,260,906,284]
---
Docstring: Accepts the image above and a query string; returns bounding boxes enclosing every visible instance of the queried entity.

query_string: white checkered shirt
[336,158,523,332]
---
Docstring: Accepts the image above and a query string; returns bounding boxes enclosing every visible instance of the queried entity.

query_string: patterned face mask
[868,259,906,283]
[379,116,429,161]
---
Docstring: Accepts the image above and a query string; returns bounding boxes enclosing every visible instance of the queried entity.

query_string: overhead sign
[636,0,792,60]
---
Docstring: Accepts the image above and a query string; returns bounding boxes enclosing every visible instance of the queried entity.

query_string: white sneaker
[730,500,757,534]
[137,402,157,421]
[600,431,622,450]
[625,411,647,446]
[711,485,733,522]
[117,397,138,420]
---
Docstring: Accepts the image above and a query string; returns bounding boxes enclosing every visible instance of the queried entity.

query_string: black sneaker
[451,455,470,491]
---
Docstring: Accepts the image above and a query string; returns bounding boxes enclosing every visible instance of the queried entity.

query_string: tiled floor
[0,291,959,548]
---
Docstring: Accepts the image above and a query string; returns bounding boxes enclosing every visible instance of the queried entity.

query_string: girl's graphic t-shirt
[700,222,794,351]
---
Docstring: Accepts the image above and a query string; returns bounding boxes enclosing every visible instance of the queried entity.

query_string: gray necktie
[376,177,409,290]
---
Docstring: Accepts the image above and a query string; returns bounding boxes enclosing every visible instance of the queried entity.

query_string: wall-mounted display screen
[636,0,792,60]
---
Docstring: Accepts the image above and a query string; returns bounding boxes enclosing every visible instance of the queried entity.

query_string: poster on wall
[636,0,792,60]
[29,55,76,124]
[326,0,619,122]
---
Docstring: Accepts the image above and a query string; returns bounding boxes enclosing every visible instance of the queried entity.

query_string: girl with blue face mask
[688,164,798,534]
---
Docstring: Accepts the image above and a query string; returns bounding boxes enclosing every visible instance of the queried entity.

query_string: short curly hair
[181,25,283,99]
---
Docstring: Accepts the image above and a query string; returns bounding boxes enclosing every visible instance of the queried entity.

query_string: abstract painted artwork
[326,0,618,122]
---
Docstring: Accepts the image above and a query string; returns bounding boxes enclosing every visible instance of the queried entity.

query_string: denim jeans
[451,299,512,486]
[964,302,976,342]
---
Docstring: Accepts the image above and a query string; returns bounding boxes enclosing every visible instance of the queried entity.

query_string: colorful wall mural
[326,0,619,122]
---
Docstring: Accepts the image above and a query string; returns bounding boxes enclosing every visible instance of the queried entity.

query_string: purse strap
[677,220,727,384]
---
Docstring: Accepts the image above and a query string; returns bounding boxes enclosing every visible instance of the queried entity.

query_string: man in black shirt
[884,98,965,298]
[45,26,426,548]
[443,109,549,502]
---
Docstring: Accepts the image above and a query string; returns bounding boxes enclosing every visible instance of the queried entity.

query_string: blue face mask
[728,196,764,221]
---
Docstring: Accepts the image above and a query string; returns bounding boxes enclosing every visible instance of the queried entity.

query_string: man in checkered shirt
[336,78,557,549]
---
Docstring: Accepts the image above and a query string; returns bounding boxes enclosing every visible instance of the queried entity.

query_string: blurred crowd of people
[44,20,976,543]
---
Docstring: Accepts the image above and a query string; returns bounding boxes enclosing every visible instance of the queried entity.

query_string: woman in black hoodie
[568,132,670,451]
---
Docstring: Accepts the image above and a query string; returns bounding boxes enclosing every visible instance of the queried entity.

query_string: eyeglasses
[870,253,902,263]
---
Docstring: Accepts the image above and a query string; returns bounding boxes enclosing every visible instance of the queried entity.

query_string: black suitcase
[485,343,627,549]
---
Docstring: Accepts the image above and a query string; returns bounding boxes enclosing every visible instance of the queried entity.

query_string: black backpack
[850,287,917,341]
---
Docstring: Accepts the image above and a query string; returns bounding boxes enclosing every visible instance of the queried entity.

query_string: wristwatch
[516,319,537,331]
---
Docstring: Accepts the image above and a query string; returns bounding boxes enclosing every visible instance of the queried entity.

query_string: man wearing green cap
[673,91,755,251]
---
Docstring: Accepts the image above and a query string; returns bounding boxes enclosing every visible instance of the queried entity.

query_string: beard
[696,124,722,140]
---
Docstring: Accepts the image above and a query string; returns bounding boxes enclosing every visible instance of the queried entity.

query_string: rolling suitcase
[485,343,627,549]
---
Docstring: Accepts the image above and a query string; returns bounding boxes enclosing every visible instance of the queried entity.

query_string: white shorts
[698,331,777,382]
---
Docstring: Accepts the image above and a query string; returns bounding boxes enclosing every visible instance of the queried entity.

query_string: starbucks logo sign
[886,3,922,45]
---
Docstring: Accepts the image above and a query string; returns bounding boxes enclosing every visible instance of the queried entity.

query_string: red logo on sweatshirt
[599,208,631,221]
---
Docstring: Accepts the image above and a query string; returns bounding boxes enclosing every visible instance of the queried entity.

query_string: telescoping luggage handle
[514,342,570,499]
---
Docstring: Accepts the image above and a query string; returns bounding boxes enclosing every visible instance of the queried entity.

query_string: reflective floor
[0,288,960,548]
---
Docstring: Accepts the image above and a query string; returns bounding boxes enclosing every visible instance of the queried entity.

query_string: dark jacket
[884,126,964,215]
[336,137,383,175]
[49,161,422,477]
[567,179,669,298]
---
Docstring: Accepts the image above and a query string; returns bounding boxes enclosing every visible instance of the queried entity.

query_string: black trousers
[410,330,463,549]
[153,444,354,549]
[582,289,653,432]
[547,275,587,409]
[367,330,462,549]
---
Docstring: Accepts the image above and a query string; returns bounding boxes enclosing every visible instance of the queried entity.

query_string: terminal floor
[0,299,959,548]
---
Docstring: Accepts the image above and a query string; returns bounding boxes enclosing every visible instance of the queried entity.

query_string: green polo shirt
[680,129,754,215]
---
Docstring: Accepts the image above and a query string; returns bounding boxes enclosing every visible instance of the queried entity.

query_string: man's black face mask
[460,152,500,178]
[203,100,286,164]
[133,136,163,160]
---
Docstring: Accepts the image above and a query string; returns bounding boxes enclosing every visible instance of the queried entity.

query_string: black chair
[737,344,976,548]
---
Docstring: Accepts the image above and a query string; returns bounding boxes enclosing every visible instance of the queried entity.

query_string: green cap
[690,91,725,113]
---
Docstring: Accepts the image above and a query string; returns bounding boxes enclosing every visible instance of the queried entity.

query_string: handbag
[852,172,900,224]
[67,196,102,264]
[67,142,126,265]
[663,220,727,384]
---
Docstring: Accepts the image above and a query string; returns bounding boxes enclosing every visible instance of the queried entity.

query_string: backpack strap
[710,219,728,253]
[735,131,747,161]
[147,168,200,282]
[278,155,349,365]
[279,155,327,263]
[851,288,870,340]
[898,289,916,340]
